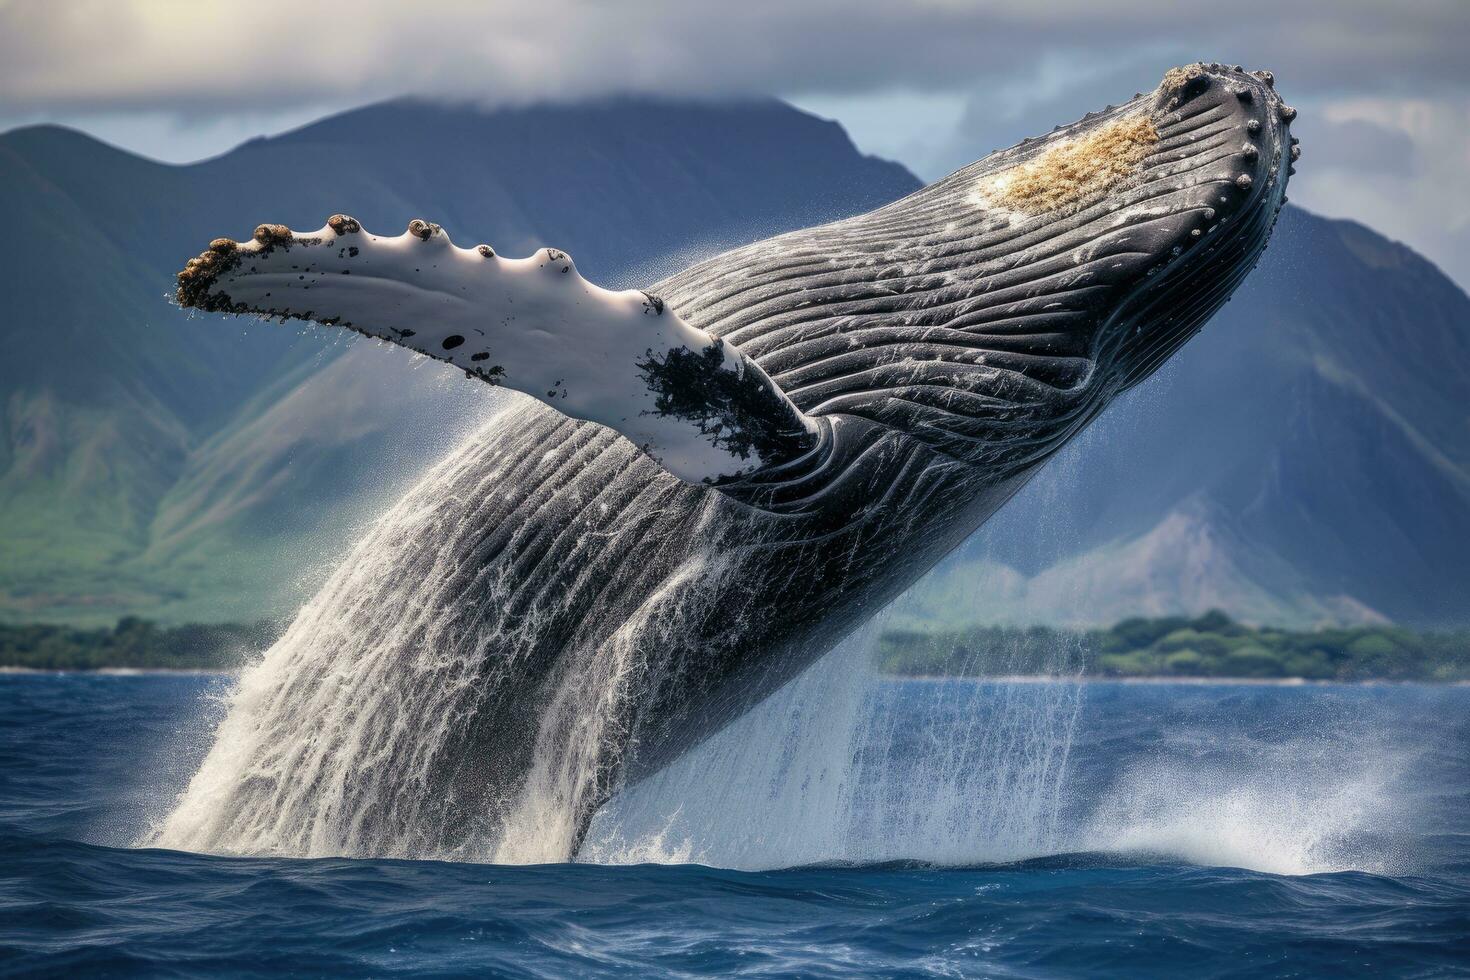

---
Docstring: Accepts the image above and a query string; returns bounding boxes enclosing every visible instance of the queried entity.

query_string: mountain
[3,100,1467,630]
[897,207,1470,630]
[0,98,919,623]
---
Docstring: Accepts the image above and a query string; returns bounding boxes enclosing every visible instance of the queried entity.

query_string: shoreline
[2,666,1466,686]
[0,666,233,677]
[890,673,1470,686]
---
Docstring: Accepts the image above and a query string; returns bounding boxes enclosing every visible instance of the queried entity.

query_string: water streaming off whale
[155,402,1084,864]
[156,404,734,862]
[583,627,1085,869]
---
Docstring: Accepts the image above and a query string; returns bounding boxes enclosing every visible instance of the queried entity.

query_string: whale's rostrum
[162,64,1296,861]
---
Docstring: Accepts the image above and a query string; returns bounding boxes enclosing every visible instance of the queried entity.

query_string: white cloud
[1288,96,1470,286]
[1,1,1465,113]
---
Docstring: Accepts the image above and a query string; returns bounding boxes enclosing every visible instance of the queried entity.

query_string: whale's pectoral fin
[177,218,817,485]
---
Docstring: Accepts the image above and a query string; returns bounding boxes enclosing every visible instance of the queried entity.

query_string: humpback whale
[163,64,1297,860]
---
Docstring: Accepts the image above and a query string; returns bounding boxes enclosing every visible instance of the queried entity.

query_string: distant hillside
[3,99,1468,631]
[0,98,918,624]
[5,612,1466,682]
[897,207,1470,630]
[878,611,1470,683]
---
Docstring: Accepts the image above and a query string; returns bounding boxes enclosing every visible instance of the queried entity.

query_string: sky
[3,0,1467,288]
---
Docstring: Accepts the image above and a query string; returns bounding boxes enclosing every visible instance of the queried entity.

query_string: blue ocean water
[1,673,1466,977]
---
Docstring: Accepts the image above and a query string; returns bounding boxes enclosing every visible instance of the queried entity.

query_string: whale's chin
[965,62,1297,396]
[664,63,1297,481]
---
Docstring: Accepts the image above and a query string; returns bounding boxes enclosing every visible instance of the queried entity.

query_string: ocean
[1,672,1466,977]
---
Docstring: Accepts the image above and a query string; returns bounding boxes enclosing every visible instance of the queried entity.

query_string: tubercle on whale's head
[968,62,1296,397]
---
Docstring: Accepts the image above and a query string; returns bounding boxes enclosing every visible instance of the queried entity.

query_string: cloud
[1302,118,1418,177]
[3,0,1467,288]
[1,1,1466,114]
[1287,96,1470,288]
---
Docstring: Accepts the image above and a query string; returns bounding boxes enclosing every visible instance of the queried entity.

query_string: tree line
[0,618,273,671]
[878,610,1470,682]
[3,611,1467,680]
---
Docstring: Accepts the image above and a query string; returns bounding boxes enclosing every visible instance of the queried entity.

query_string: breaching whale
[164,64,1297,860]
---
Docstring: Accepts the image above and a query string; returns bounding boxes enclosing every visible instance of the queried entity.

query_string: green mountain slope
[0,98,919,623]
[3,100,1467,630]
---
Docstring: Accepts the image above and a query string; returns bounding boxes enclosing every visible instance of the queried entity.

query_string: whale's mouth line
[966,65,1294,381]
[1110,181,1282,389]
[1101,69,1293,387]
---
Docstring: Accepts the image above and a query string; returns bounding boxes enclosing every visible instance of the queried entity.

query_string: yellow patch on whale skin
[1160,65,1207,100]
[981,114,1159,215]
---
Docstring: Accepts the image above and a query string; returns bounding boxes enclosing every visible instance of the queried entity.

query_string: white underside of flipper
[178,219,815,484]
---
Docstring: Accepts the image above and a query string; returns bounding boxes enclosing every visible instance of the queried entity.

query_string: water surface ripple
[1,674,1466,977]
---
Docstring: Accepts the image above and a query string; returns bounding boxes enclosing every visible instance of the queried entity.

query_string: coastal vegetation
[0,618,271,672]
[878,610,1470,682]
[3,611,1466,681]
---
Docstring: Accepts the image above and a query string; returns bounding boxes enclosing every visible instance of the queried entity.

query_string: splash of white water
[1078,723,1407,876]
[154,417,1086,870]
[491,546,737,864]
[150,407,640,862]
[582,648,1416,878]
[151,403,781,864]
[583,628,1086,870]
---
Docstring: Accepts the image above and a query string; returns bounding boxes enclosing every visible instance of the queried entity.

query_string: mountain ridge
[2,99,1466,629]
[0,97,921,623]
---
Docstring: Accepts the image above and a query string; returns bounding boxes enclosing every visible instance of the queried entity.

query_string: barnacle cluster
[982,114,1159,215]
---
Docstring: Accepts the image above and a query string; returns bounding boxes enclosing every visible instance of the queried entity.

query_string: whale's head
[967,62,1297,394]
[673,64,1297,477]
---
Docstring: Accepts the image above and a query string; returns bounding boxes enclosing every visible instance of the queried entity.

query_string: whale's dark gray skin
[173,64,1296,858]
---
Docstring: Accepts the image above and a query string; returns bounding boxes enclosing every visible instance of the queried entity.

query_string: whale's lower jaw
[1098,68,1294,392]
[160,64,1294,861]
[654,64,1295,491]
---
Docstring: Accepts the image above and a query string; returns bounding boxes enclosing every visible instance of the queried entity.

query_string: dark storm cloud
[0,1,1465,114]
